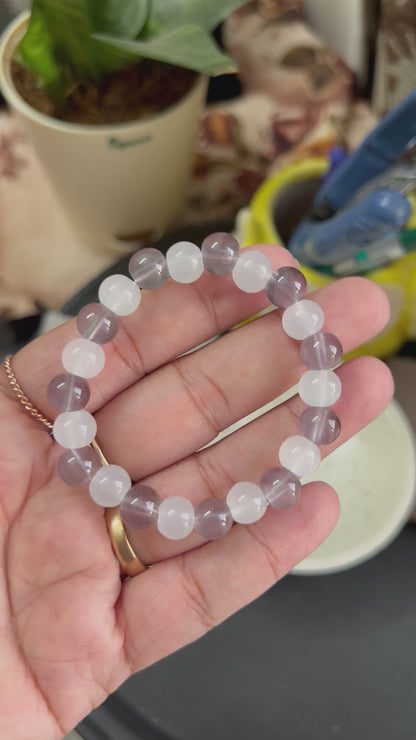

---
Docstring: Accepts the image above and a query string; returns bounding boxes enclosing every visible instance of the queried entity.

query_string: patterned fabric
[372,0,416,114]
[183,0,354,224]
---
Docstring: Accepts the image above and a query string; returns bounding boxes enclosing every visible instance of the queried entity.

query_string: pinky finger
[119,480,338,671]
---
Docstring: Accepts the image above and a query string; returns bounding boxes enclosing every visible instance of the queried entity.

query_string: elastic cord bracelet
[47,233,343,542]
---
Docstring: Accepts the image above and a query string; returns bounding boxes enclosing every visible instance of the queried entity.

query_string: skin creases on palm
[0,251,393,738]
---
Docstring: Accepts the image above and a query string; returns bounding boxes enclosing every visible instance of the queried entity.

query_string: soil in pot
[11,59,197,125]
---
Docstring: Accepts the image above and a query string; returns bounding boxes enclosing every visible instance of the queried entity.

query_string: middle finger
[95,276,389,480]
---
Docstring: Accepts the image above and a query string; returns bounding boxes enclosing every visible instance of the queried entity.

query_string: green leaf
[17,0,136,100]
[145,0,247,34]
[86,0,150,40]
[17,2,64,98]
[20,0,101,80]
[16,0,243,105]
[95,24,237,76]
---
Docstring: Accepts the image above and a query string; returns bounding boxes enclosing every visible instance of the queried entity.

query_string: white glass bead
[279,435,321,477]
[226,482,268,524]
[232,250,273,293]
[298,370,341,407]
[98,274,141,316]
[53,410,97,449]
[157,496,195,540]
[282,299,324,340]
[166,241,204,283]
[89,465,131,507]
[62,338,105,378]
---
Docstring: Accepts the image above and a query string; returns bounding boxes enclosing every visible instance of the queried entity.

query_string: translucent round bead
[299,406,341,445]
[89,464,131,507]
[157,496,195,540]
[194,498,233,540]
[298,369,341,407]
[260,466,301,509]
[226,482,268,524]
[76,303,119,344]
[300,331,343,369]
[279,435,321,477]
[62,338,105,379]
[52,410,97,449]
[98,274,141,315]
[265,266,307,308]
[57,446,101,486]
[120,484,161,529]
[47,373,90,412]
[166,241,204,283]
[129,248,169,289]
[232,250,273,293]
[201,232,240,275]
[282,299,324,340]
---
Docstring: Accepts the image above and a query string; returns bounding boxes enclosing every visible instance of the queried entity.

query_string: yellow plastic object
[240,158,416,358]
[406,193,416,228]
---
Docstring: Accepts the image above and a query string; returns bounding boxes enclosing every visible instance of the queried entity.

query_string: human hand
[0,244,393,739]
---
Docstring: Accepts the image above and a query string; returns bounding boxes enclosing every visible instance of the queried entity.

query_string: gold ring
[3,354,148,579]
[105,506,148,578]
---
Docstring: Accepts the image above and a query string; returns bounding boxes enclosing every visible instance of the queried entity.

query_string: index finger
[6,244,298,417]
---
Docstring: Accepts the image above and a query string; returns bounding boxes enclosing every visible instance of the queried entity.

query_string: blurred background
[0,2,415,738]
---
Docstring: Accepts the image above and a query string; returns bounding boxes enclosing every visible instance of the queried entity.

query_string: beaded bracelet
[48,233,343,542]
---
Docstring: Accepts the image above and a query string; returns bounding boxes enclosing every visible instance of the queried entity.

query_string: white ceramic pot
[210,384,416,576]
[0,12,207,253]
[293,398,416,575]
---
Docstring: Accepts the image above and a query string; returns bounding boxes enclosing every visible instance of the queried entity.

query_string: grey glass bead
[77,303,119,344]
[300,331,343,369]
[57,447,101,486]
[299,406,341,445]
[120,484,161,529]
[47,373,90,412]
[194,497,233,540]
[129,248,169,289]
[201,232,240,275]
[265,266,307,308]
[260,467,301,510]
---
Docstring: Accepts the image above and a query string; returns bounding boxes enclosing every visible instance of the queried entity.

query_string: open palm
[0,245,393,740]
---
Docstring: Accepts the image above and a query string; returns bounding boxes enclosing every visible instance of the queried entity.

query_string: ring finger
[94,276,390,480]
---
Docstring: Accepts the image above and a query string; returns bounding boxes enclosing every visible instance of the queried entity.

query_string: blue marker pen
[288,189,412,266]
[312,89,416,217]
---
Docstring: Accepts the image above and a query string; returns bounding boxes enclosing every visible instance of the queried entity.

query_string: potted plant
[0,0,245,253]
